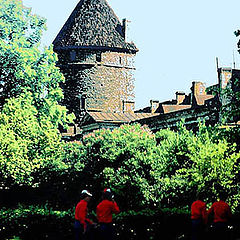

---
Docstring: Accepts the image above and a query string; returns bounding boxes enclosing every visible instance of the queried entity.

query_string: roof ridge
[53,0,85,46]
[53,0,138,52]
[104,0,122,26]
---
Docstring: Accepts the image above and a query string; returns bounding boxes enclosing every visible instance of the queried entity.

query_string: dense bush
[152,123,240,210]
[80,124,157,209]
[0,205,73,240]
[1,121,240,239]
[2,205,240,240]
[68,123,240,212]
[0,94,68,187]
[0,205,191,240]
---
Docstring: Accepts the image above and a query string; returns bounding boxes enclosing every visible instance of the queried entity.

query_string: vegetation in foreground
[1,0,240,239]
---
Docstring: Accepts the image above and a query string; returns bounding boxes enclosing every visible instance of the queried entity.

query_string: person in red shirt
[191,192,207,240]
[96,188,120,240]
[207,192,232,240]
[74,190,94,240]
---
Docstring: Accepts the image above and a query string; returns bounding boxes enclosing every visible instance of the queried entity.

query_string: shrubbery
[0,204,191,240]
[2,122,240,209]
[61,123,240,212]
[1,1,240,239]
[0,204,73,240]
[1,120,240,239]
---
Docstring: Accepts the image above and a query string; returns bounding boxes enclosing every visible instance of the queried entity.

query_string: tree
[221,76,240,123]
[152,123,240,210]
[0,0,74,187]
[53,122,240,211]
[78,124,157,209]
[0,0,73,127]
[0,93,66,187]
[222,29,240,123]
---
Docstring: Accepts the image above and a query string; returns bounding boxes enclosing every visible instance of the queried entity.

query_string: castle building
[78,67,240,135]
[53,1,240,137]
[135,67,240,132]
[53,0,138,124]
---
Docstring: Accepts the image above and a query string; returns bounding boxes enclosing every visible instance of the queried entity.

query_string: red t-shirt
[191,200,207,224]
[75,200,93,229]
[96,200,120,223]
[208,200,232,223]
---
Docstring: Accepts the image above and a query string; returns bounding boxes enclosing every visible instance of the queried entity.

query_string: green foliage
[81,124,157,208]
[60,141,85,172]
[0,204,73,240]
[221,76,240,123]
[223,29,240,122]
[235,29,240,54]
[0,94,67,187]
[0,0,74,187]
[54,123,240,212]
[0,204,192,240]
[1,121,240,238]
[152,123,240,210]
[0,204,72,222]
[0,0,74,127]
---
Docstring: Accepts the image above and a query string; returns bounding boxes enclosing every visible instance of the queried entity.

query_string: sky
[23,0,240,109]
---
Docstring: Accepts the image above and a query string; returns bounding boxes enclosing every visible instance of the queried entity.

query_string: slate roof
[53,0,138,53]
[81,111,159,126]
[161,104,192,114]
[195,95,215,105]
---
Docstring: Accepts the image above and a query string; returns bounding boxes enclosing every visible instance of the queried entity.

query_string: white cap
[104,188,111,193]
[81,190,92,197]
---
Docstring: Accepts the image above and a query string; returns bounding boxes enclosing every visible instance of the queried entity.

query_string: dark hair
[102,191,113,201]
[218,191,228,201]
[80,193,87,199]
[196,191,205,201]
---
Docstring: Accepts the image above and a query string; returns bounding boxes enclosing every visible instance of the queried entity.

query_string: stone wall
[56,49,136,120]
[135,104,219,132]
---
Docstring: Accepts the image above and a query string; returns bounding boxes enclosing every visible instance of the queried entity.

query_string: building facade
[135,67,240,132]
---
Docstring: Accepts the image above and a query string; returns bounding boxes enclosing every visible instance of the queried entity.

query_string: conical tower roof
[53,0,138,53]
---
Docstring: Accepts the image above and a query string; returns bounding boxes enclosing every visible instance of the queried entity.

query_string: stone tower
[53,0,138,121]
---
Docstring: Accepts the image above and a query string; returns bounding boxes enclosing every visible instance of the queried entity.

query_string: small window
[70,50,76,61]
[81,97,86,109]
[119,56,122,65]
[96,52,102,62]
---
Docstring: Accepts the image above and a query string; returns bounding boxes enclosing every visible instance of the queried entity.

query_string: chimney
[123,100,135,113]
[122,19,127,41]
[218,68,232,89]
[122,18,131,42]
[191,82,206,96]
[150,100,159,113]
[175,91,185,105]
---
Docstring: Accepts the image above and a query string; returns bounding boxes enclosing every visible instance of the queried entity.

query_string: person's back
[191,200,207,223]
[191,197,207,240]
[96,188,120,240]
[74,190,93,240]
[208,200,231,223]
[97,199,120,223]
[208,193,232,240]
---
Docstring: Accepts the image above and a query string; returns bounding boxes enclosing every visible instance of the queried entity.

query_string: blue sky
[23,0,240,109]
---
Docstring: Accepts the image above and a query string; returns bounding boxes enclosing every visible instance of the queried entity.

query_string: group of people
[191,192,232,240]
[74,188,120,240]
[75,188,232,240]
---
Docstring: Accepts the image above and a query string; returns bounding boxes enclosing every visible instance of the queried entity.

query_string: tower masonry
[53,0,138,121]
